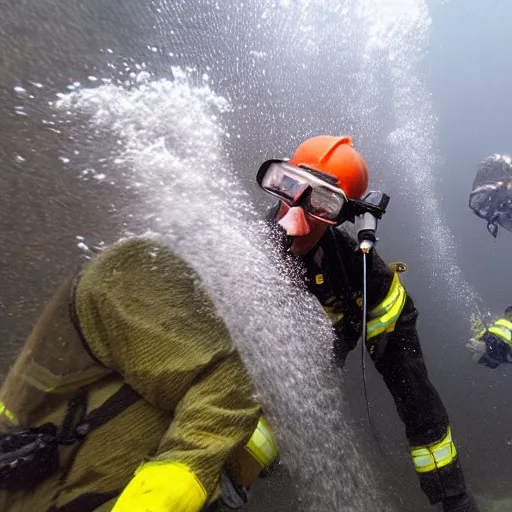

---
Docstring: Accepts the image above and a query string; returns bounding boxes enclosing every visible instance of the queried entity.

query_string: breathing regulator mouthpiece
[356,191,390,252]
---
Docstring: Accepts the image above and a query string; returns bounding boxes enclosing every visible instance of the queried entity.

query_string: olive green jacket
[0,238,260,511]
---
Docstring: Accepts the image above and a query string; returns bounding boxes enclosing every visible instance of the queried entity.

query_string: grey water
[1,0,512,511]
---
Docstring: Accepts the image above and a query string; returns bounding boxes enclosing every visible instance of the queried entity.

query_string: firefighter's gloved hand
[442,492,479,512]
[112,461,207,512]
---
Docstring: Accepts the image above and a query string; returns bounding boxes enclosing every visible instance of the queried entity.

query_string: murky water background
[2,0,512,510]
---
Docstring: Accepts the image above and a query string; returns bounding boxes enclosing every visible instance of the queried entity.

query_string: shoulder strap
[66,269,141,439]
[58,384,140,443]
[68,270,105,367]
[74,384,140,439]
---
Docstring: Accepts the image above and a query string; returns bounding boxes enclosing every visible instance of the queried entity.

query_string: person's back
[0,237,275,511]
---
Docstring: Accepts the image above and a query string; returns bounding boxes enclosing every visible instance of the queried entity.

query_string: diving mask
[257,160,388,226]
[469,181,512,237]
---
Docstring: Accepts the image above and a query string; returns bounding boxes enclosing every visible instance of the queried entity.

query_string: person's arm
[75,238,261,510]
[112,352,260,512]
[478,329,512,369]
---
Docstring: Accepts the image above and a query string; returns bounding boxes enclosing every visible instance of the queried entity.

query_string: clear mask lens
[261,164,308,203]
[259,161,347,224]
[469,184,498,218]
[308,186,345,221]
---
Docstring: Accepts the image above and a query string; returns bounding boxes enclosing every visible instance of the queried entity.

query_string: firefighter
[257,135,478,512]
[466,307,512,368]
[0,238,277,512]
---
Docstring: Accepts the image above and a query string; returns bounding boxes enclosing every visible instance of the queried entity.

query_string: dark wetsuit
[271,208,468,505]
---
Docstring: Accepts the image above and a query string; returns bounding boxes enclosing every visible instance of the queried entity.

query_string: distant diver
[469,153,512,237]
[466,307,512,368]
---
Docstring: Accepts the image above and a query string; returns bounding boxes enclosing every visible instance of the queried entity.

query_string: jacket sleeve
[331,229,408,357]
[75,238,261,496]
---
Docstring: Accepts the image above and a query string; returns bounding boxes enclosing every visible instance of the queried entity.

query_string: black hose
[361,251,397,465]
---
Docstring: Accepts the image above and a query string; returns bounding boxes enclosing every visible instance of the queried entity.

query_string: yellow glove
[112,461,207,512]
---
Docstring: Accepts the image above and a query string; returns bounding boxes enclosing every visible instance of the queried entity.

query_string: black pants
[371,297,467,505]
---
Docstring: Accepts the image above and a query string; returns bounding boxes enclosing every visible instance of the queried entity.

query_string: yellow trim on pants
[410,428,457,473]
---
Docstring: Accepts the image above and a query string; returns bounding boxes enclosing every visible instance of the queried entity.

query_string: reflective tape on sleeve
[489,318,512,344]
[366,272,407,340]
[0,402,19,426]
[245,416,279,468]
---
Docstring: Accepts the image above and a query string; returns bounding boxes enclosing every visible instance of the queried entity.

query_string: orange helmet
[288,135,369,199]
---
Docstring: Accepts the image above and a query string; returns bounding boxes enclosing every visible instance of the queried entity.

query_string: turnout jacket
[296,224,467,505]
[0,238,262,512]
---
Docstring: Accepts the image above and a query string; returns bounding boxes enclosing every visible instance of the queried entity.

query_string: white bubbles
[77,241,90,253]
[13,86,27,95]
[340,0,480,314]
[66,81,82,91]
[13,106,27,117]
[55,66,382,511]
[135,71,151,84]
[76,236,106,258]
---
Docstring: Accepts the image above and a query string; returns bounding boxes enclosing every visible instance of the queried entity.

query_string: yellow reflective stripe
[496,318,512,330]
[0,402,19,426]
[245,416,278,468]
[488,326,512,342]
[410,428,457,473]
[366,273,406,339]
[489,319,512,343]
[323,305,344,325]
[369,272,401,318]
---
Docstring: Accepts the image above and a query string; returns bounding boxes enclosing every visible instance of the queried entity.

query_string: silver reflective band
[410,428,457,473]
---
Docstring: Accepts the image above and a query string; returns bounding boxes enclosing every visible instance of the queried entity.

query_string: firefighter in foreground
[0,238,277,511]
[466,307,512,368]
[257,135,478,512]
